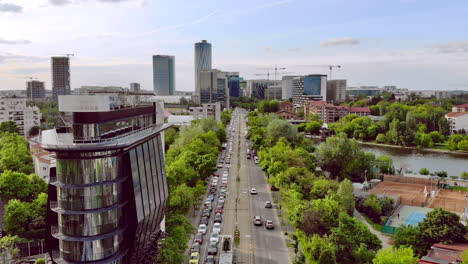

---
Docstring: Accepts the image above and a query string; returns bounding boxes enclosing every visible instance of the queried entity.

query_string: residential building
[453,104,468,112]
[227,72,241,98]
[43,94,170,264]
[130,83,141,93]
[326,80,347,103]
[305,101,370,124]
[265,85,282,100]
[195,40,212,94]
[282,75,299,100]
[199,69,230,108]
[51,56,71,99]
[276,110,296,120]
[29,139,55,182]
[153,55,175,95]
[280,101,294,113]
[189,102,222,122]
[419,243,468,264]
[292,75,327,105]
[27,80,46,100]
[0,97,41,136]
[445,112,468,134]
[174,91,195,96]
[153,95,192,104]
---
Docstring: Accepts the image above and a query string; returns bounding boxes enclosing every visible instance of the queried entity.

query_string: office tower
[199,69,229,108]
[227,72,241,98]
[239,80,247,97]
[292,74,327,105]
[43,94,170,263]
[250,80,280,100]
[130,83,141,93]
[282,76,299,100]
[27,80,46,100]
[194,40,212,94]
[265,86,282,100]
[326,80,347,103]
[153,55,175,95]
[51,56,71,99]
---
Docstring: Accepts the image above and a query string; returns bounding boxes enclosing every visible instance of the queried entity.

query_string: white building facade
[0,97,41,136]
[445,112,468,134]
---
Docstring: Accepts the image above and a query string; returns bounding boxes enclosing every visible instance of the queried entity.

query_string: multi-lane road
[190,108,290,264]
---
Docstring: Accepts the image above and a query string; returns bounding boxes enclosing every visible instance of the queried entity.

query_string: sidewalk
[353,209,392,249]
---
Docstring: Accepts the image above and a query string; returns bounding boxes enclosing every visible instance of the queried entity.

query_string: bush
[35,258,45,264]
[436,171,448,178]
[461,171,468,181]
[376,133,386,143]
[419,168,430,175]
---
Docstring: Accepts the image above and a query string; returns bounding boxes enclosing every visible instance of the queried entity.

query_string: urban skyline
[1,0,468,92]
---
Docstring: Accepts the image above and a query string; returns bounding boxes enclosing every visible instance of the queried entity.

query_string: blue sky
[1,0,468,91]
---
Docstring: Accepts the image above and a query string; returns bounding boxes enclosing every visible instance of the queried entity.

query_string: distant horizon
[1,0,467,91]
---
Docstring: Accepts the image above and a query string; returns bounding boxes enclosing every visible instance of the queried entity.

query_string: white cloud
[0,38,31,45]
[433,40,468,53]
[0,3,22,12]
[321,37,360,47]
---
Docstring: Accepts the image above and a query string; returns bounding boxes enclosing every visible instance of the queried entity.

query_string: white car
[225,164,230,168]
[223,171,228,177]
[217,163,223,168]
[250,188,257,195]
[222,179,228,184]
[213,222,221,234]
[210,232,220,243]
[218,197,225,203]
[198,224,207,234]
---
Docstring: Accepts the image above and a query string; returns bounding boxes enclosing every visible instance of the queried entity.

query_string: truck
[219,235,233,264]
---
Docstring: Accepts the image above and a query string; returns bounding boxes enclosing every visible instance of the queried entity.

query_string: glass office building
[153,55,175,96]
[43,96,170,264]
[194,40,212,94]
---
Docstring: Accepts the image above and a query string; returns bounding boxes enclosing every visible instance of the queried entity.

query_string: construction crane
[52,53,74,58]
[297,65,341,80]
[257,64,287,81]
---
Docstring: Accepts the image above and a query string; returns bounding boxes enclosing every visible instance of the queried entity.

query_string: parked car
[253,216,262,226]
[207,194,215,201]
[265,201,272,208]
[202,209,211,218]
[210,232,220,243]
[250,188,257,194]
[218,197,225,204]
[194,233,204,244]
[213,222,221,234]
[200,216,208,225]
[215,205,223,214]
[208,242,218,255]
[189,252,200,264]
[205,255,215,264]
[217,163,223,168]
[209,187,216,194]
[191,242,201,253]
[198,224,207,234]
[214,213,222,223]
[204,204,213,212]
[265,220,274,229]
[213,172,219,177]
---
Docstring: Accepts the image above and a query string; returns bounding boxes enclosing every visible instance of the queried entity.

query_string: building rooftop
[445,112,468,117]
[454,104,468,108]
[348,107,371,113]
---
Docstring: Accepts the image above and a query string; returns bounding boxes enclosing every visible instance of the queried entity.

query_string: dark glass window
[148,138,160,208]
[130,149,144,221]
[143,142,156,211]
[136,145,150,217]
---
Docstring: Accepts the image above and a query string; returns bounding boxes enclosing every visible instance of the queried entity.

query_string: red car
[215,205,223,214]
[213,173,219,177]
[194,233,203,244]
[221,183,227,188]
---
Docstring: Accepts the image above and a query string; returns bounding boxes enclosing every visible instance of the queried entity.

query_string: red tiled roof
[454,104,468,108]
[347,107,371,113]
[445,112,468,117]
[432,243,468,252]
[281,101,293,106]
[276,110,295,115]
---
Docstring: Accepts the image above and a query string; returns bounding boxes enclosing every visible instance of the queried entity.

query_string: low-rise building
[280,101,295,113]
[445,112,468,134]
[29,140,55,183]
[452,104,468,112]
[276,110,296,120]
[0,97,41,136]
[189,102,222,122]
[419,243,468,264]
[305,101,371,124]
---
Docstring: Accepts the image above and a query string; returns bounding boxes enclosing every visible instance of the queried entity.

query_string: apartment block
[0,97,41,136]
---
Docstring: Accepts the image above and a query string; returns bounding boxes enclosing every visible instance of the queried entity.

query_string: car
[250,188,257,194]
[204,203,213,211]
[265,220,274,229]
[217,163,223,168]
[208,242,219,255]
[222,179,228,184]
[254,158,259,165]
[224,164,230,168]
[191,242,201,253]
[198,224,207,234]
[194,233,204,244]
[213,222,221,233]
[202,209,211,218]
[223,171,228,177]
[221,183,227,188]
[215,205,223,214]
[253,216,262,226]
[270,185,279,191]
[207,194,215,201]
[210,232,220,243]
[205,255,215,264]
[218,197,225,204]
[214,213,222,223]
[209,187,216,194]
[200,216,209,225]
[213,172,219,177]
[189,252,200,264]
[265,201,272,208]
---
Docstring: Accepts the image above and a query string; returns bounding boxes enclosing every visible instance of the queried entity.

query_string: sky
[1,0,468,92]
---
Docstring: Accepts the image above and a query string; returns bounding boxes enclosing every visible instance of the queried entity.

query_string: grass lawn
[450,186,468,192]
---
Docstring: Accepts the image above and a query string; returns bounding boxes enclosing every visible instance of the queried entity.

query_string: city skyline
[1,0,468,91]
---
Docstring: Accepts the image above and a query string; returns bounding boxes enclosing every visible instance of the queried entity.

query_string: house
[419,243,468,264]
[305,101,371,124]
[280,101,295,113]
[445,112,468,134]
[452,104,468,113]
[276,110,296,120]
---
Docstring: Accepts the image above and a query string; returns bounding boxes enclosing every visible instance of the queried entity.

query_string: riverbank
[356,141,468,156]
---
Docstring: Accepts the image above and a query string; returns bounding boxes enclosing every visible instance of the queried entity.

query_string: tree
[221,109,233,125]
[461,171,468,181]
[310,178,339,199]
[393,226,422,254]
[258,100,280,113]
[372,247,418,264]
[3,199,31,237]
[266,119,301,146]
[436,171,448,178]
[429,131,444,143]
[419,168,430,175]
[28,126,40,137]
[376,133,387,143]
[363,194,383,222]
[35,259,45,264]
[164,127,178,148]
[179,96,188,105]
[0,121,19,134]
[334,179,355,215]
[458,140,468,151]
[377,155,393,174]
[300,233,337,264]
[0,171,31,201]
[0,235,27,261]
[414,132,433,148]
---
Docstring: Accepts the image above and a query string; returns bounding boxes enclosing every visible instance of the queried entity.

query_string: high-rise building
[199,69,229,108]
[51,56,71,99]
[130,83,141,93]
[265,86,282,100]
[43,94,170,263]
[0,97,41,136]
[282,76,299,100]
[153,55,175,95]
[326,80,347,103]
[292,74,327,105]
[227,72,241,98]
[250,80,280,100]
[194,40,212,94]
[26,80,46,100]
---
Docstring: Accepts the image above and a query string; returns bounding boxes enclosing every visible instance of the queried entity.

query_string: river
[314,140,468,177]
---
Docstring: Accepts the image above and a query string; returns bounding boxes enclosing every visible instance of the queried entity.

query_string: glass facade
[228,76,241,97]
[195,40,212,94]
[152,55,175,96]
[303,75,322,96]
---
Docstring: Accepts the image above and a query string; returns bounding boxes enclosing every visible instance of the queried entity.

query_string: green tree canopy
[0,121,19,134]
[372,247,418,264]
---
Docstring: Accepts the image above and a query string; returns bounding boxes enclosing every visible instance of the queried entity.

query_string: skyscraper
[194,40,212,94]
[227,72,241,98]
[130,82,141,93]
[43,94,170,263]
[199,69,229,108]
[282,75,299,100]
[326,80,347,103]
[26,80,46,100]
[51,56,71,99]
[153,55,175,95]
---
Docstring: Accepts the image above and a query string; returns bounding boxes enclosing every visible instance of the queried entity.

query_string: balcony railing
[50,200,58,209]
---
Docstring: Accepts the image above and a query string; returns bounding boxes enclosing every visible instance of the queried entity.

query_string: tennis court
[428,189,467,213]
[386,205,434,228]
